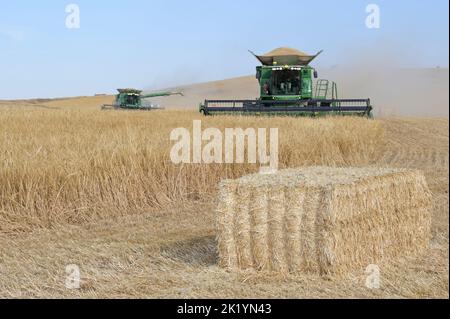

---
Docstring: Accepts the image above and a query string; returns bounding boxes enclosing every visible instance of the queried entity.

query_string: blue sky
[0,0,448,99]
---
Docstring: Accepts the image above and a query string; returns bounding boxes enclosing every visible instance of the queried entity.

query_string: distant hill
[146,68,448,117]
[2,68,447,118]
[143,75,259,110]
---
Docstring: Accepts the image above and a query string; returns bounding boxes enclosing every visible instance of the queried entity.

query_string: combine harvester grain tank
[199,47,373,117]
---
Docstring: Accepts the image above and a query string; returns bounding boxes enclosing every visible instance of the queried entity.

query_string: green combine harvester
[102,89,183,110]
[199,47,372,117]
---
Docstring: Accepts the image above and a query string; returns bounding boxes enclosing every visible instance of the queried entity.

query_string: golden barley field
[0,97,448,298]
[0,102,383,233]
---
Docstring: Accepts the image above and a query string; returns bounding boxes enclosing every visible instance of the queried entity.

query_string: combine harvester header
[200,47,373,117]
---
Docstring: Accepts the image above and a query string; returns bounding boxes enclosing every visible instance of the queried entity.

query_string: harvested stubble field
[0,98,448,298]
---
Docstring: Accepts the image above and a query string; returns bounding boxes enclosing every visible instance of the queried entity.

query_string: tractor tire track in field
[378,118,449,170]
[378,118,449,241]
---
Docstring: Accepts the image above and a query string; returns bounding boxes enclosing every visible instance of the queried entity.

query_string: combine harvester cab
[102,89,183,111]
[199,47,373,117]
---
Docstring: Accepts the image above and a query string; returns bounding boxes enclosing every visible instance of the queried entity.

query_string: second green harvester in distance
[199,47,373,117]
[102,89,183,110]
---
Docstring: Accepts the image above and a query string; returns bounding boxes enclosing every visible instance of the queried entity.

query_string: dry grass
[0,105,383,233]
[0,99,447,299]
[217,167,432,275]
